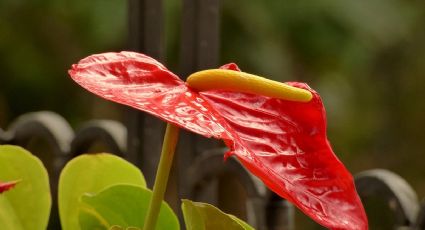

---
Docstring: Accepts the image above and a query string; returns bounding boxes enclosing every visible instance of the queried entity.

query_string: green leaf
[79,184,179,230]
[59,153,146,230]
[181,200,255,230]
[0,145,51,230]
[230,215,255,230]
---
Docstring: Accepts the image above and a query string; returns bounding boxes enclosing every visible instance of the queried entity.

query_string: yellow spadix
[187,69,313,102]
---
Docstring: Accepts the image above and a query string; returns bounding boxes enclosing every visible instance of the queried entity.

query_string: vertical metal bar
[127,0,180,215]
[128,0,164,58]
[267,197,295,230]
[179,0,219,78]
[127,0,165,188]
[177,0,221,225]
[178,0,221,203]
[196,0,220,71]
[191,0,221,154]
[179,0,197,79]
[179,0,221,168]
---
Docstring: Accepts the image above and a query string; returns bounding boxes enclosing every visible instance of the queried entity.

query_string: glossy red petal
[219,63,241,71]
[69,53,367,228]
[0,180,18,194]
[69,52,232,139]
[199,69,367,229]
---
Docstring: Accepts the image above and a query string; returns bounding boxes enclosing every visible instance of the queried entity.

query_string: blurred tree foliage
[1,0,425,228]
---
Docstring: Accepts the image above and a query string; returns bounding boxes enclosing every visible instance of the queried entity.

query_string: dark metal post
[180,0,220,78]
[127,0,165,187]
[127,0,180,214]
[178,0,221,194]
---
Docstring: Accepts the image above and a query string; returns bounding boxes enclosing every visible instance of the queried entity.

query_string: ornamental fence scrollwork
[355,169,424,229]
[0,111,128,228]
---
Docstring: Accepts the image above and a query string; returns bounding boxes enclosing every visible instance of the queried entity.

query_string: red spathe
[69,51,368,229]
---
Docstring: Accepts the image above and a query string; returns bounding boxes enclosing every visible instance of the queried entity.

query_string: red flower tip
[220,63,241,71]
[0,180,19,194]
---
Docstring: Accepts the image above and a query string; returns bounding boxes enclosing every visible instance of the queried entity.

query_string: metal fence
[1,0,424,229]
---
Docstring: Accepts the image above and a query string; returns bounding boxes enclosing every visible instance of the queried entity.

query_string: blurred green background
[1,0,424,228]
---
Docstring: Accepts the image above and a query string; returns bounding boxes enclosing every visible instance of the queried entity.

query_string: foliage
[0,145,51,230]
[79,184,179,230]
[0,145,255,230]
[58,153,146,230]
[182,200,254,230]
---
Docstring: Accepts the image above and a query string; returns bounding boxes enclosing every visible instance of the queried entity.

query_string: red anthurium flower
[0,180,18,194]
[69,51,368,229]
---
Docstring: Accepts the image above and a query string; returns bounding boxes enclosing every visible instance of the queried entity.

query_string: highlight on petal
[198,65,368,229]
[69,51,232,140]
[0,180,19,194]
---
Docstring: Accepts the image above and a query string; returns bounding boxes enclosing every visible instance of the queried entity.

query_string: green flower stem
[143,123,180,230]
